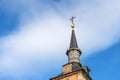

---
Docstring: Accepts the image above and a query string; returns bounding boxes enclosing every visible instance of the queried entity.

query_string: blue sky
[0,0,120,80]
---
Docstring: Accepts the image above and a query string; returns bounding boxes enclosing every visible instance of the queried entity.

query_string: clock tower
[50,17,92,80]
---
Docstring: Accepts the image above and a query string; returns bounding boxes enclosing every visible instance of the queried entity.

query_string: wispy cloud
[0,0,120,79]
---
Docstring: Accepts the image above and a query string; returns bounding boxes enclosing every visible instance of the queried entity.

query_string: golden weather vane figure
[69,16,76,29]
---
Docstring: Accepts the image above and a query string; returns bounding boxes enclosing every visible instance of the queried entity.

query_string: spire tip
[69,16,76,29]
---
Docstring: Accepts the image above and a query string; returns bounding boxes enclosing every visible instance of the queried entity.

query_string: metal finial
[69,16,75,29]
[70,16,75,23]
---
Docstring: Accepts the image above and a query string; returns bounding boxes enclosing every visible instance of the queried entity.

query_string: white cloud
[0,0,120,79]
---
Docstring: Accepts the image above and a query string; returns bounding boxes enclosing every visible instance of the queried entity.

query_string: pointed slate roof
[69,29,78,49]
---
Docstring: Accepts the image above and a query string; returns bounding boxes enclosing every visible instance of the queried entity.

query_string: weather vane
[69,16,76,29]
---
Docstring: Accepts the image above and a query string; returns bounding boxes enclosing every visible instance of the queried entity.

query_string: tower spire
[69,29,78,48]
[66,16,81,63]
[69,16,78,49]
